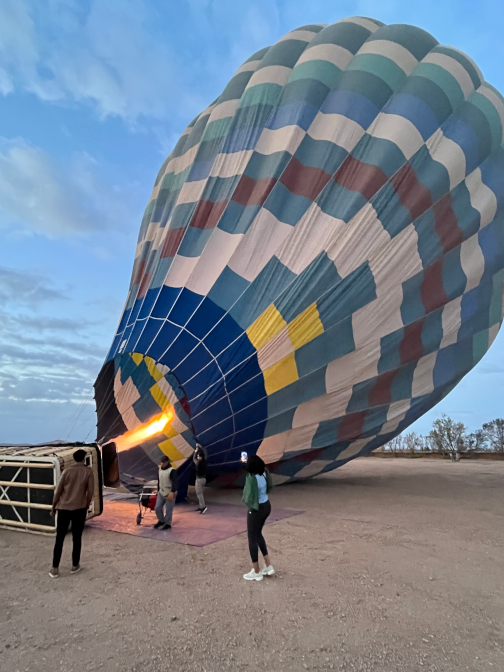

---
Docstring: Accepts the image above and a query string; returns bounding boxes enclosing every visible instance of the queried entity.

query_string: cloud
[0,265,68,306]
[0,137,135,237]
[0,0,177,122]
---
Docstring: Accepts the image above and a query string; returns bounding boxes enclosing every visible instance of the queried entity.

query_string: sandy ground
[1,458,504,672]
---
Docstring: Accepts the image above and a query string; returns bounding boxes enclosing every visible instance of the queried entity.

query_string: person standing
[193,445,207,514]
[49,449,94,578]
[242,454,275,581]
[154,456,178,529]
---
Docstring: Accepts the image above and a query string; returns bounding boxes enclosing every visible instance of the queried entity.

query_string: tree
[482,419,504,453]
[465,429,487,452]
[428,415,467,460]
[403,432,424,454]
[384,435,405,455]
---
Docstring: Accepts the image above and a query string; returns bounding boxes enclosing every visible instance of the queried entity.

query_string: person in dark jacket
[49,449,94,578]
[193,444,207,514]
[154,456,178,529]
[242,454,274,581]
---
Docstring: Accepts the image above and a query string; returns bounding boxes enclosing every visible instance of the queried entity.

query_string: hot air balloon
[95,17,504,497]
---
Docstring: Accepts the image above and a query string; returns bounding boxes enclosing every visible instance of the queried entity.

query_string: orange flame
[115,409,174,453]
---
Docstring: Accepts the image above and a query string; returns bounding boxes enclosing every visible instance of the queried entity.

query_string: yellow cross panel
[247,304,287,350]
[288,303,324,350]
[144,356,164,382]
[263,352,299,395]
[131,352,144,366]
[150,383,169,411]
[158,439,186,462]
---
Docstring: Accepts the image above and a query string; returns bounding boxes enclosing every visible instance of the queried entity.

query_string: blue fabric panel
[117,308,132,334]
[208,266,250,312]
[134,318,164,355]
[119,353,139,386]
[184,364,225,411]
[414,210,442,267]
[230,257,296,329]
[294,135,348,174]
[169,288,204,326]
[346,378,375,414]
[362,406,388,435]
[160,330,199,370]
[391,363,415,401]
[479,217,504,277]
[267,366,327,417]
[197,416,234,446]
[265,181,312,226]
[378,329,403,374]
[373,185,413,237]
[229,373,266,414]
[442,247,467,300]
[295,316,355,379]
[186,297,226,340]
[217,335,257,377]
[480,156,504,209]
[401,272,426,325]
[224,354,263,393]
[221,203,261,235]
[173,344,214,384]
[146,321,182,362]
[126,319,148,353]
[411,148,450,203]
[130,361,155,397]
[383,93,440,140]
[443,116,480,175]
[319,181,368,223]
[127,299,143,326]
[231,421,267,449]
[317,263,377,329]
[321,90,379,128]
[266,100,319,131]
[351,136,407,178]
[132,390,163,423]
[203,311,246,357]
[138,287,161,319]
[151,286,180,319]
[277,252,341,322]
[192,395,232,433]
[263,407,296,437]
[421,309,444,354]
[313,418,341,449]
[233,398,268,432]
[178,226,213,257]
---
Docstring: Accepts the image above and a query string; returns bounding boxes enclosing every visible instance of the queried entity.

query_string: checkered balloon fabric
[95,17,504,491]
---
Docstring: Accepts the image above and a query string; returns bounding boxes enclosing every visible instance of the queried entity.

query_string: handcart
[136,480,158,525]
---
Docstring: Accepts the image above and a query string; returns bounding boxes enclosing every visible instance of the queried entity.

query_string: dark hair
[246,454,265,476]
[160,455,171,464]
[73,449,86,463]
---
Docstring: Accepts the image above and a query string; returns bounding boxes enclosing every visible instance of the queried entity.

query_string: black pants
[52,508,87,568]
[247,500,271,563]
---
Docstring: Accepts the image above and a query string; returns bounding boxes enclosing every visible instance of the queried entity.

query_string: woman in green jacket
[242,454,274,581]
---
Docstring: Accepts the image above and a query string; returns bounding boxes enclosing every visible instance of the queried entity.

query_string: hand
[167,492,174,502]
[50,508,56,518]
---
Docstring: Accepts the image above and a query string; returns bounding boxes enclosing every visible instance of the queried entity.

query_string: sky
[0,0,503,445]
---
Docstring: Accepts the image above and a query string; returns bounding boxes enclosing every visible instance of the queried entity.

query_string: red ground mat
[87,500,303,547]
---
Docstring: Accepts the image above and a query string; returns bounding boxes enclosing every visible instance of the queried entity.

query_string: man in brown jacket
[49,449,94,578]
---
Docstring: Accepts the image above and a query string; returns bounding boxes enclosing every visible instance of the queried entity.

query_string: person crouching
[154,456,178,529]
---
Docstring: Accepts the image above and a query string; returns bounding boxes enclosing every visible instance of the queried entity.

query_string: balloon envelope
[95,17,504,492]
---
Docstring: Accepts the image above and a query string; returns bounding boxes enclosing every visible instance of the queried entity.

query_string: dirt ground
[1,458,504,672]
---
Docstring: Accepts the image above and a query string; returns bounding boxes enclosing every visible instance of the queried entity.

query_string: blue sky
[0,0,503,444]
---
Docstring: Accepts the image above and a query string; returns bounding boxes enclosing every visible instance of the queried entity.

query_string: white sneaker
[261,565,275,576]
[243,569,263,581]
